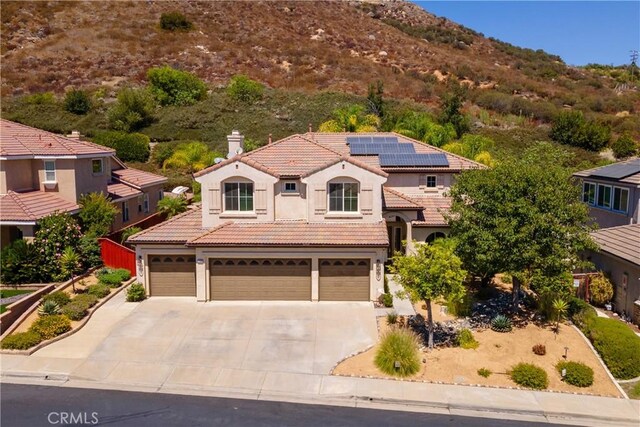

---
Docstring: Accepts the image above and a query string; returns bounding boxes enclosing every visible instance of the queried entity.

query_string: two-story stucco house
[0,119,167,247]
[128,131,481,301]
[573,158,640,229]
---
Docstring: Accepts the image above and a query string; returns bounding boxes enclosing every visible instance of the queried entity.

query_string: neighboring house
[584,224,640,326]
[574,158,640,229]
[128,131,482,301]
[0,119,167,247]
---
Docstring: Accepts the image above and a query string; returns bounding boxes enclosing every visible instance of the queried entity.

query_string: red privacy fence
[98,238,136,276]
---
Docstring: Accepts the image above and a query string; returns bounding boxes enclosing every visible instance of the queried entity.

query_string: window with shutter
[255,183,267,214]
[209,186,221,214]
[314,186,327,214]
[361,186,373,215]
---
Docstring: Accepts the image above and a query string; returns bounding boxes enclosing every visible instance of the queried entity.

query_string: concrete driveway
[2,292,377,389]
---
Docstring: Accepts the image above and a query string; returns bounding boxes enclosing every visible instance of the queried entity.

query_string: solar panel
[345,136,399,145]
[379,153,450,167]
[349,142,416,155]
[590,161,640,180]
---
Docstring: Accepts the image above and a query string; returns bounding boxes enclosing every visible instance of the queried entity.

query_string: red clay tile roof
[382,187,423,210]
[0,119,114,158]
[0,190,80,222]
[112,168,167,189]
[590,224,640,266]
[107,183,142,201]
[411,196,452,227]
[126,206,205,244]
[187,220,389,247]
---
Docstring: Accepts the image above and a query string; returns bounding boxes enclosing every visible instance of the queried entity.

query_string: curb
[0,278,133,356]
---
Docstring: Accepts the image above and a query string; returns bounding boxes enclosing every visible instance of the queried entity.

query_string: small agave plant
[491,314,513,333]
[38,300,60,316]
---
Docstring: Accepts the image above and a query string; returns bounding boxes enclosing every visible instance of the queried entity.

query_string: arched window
[425,232,446,244]
[224,179,254,212]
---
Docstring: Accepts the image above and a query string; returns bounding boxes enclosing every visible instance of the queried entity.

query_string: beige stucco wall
[134,245,387,302]
[0,159,34,194]
[110,184,164,231]
[385,172,454,197]
[274,179,307,220]
[412,226,450,244]
[73,157,110,200]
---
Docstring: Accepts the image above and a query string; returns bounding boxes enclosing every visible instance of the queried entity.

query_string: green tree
[550,111,611,151]
[439,83,470,138]
[147,66,207,106]
[162,141,217,173]
[442,134,494,166]
[79,192,119,237]
[367,80,385,118]
[611,133,638,159]
[34,213,83,281]
[150,142,177,167]
[319,105,380,133]
[59,246,81,292]
[393,111,456,147]
[159,11,193,31]
[107,87,156,132]
[448,143,597,310]
[0,240,42,284]
[63,89,91,114]
[226,75,264,103]
[157,196,188,218]
[390,238,467,349]
[93,131,150,162]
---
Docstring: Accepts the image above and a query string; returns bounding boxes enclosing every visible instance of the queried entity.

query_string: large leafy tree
[147,66,207,106]
[442,134,495,166]
[319,105,380,133]
[390,238,467,349]
[162,142,217,173]
[107,87,156,132]
[79,192,119,237]
[448,143,597,310]
[439,83,470,138]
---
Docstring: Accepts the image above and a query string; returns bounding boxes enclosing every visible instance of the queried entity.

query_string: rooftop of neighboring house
[0,190,80,224]
[590,223,640,266]
[0,119,114,158]
[574,157,640,186]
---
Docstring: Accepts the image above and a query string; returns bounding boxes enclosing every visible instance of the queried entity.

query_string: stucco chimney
[66,130,81,140]
[227,130,244,158]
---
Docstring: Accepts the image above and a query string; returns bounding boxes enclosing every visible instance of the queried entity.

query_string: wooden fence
[98,238,136,275]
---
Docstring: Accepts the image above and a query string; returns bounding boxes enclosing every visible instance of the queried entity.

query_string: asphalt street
[0,383,564,427]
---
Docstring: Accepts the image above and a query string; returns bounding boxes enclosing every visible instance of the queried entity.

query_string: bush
[42,291,72,308]
[63,89,91,114]
[97,268,129,287]
[0,239,42,284]
[386,311,398,325]
[226,75,264,103]
[477,368,492,378]
[550,111,611,151]
[29,315,71,340]
[126,283,146,302]
[374,329,421,377]
[38,300,61,316]
[510,363,548,390]
[380,293,393,308]
[79,192,119,237]
[455,328,479,349]
[93,131,150,162]
[557,361,594,387]
[585,317,640,379]
[107,87,155,132]
[568,297,597,329]
[78,235,103,270]
[589,273,614,306]
[22,92,55,105]
[160,12,193,31]
[1,331,43,350]
[87,284,110,299]
[532,344,546,356]
[383,275,390,294]
[33,213,82,281]
[611,133,638,159]
[147,66,207,106]
[73,293,98,308]
[491,315,512,332]
[60,301,88,321]
[446,292,472,317]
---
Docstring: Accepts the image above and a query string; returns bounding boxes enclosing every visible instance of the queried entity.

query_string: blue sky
[414,1,640,66]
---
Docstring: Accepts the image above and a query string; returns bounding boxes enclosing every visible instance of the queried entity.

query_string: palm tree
[162,142,217,173]
[393,112,456,147]
[552,298,568,335]
[157,196,188,218]
[59,246,81,293]
[319,105,380,133]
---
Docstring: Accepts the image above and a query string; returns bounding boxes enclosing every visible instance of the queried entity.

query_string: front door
[387,225,404,258]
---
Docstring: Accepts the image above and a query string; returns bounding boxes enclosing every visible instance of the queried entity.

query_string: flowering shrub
[33,213,82,281]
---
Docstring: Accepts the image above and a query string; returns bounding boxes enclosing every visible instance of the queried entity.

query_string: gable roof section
[382,187,423,210]
[0,119,114,158]
[411,196,452,227]
[590,224,640,266]
[187,220,389,247]
[574,158,640,185]
[126,206,204,244]
[112,168,168,189]
[107,183,142,201]
[0,190,80,223]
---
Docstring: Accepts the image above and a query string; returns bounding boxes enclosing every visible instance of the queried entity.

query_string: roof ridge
[127,205,201,240]
[6,190,36,220]
[296,133,345,156]
[391,132,486,169]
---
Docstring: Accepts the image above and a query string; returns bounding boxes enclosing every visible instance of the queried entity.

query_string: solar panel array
[346,136,399,145]
[349,142,416,155]
[591,161,640,179]
[379,153,450,167]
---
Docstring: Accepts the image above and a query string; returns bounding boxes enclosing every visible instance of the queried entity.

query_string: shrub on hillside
[556,361,594,387]
[87,284,110,299]
[374,329,421,377]
[1,331,43,350]
[29,315,71,340]
[589,273,614,306]
[510,363,548,390]
[93,131,150,162]
[611,133,638,159]
[226,75,264,103]
[63,89,91,114]
[126,283,146,302]
[73,293,98,308]
[550,111,611,151]
[160,12,193,31]
[0,239,42,284]
[60,301,89,321]
[147,66,207,106]
[585,317,640,379]
[42,291,72,308]
[455,328,479,349]
[107,87,155,132]
[22,92,55,105]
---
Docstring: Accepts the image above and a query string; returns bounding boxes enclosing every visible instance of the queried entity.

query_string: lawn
[0,289,33,299]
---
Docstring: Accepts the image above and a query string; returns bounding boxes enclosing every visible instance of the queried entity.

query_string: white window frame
[283,181,298,194]
[612,186,629,213]
[91,158,104,175]
[43,160,56,183]
[223,182,254,212]
[143,193,150,213]
[582,182,596,205]
[596,184,612,209]
[122,201,130,223]
[425,175,437,188]
[328,182,359,213]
